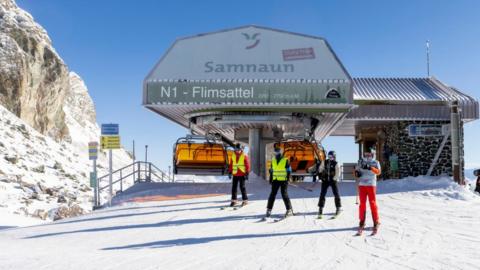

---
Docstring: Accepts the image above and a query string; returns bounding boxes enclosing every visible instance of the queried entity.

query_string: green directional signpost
[90,172,97,188]
[88,141,99,209]
[90,171,97,206]
[101,124,120,207]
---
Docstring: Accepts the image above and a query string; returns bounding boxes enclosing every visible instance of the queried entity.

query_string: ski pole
[288,182,314,192]
[354,166,359,204]
[355,179,359,205]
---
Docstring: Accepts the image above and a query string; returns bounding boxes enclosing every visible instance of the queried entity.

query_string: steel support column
[451,101,464,185]
[248,128,262,177]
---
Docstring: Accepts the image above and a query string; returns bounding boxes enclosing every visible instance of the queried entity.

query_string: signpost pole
[145,145,149,181]
[93,159,98,207]
[100,123,120,207]
[88,141,99,210]
[108,149,113,206]
[132,140,136,183]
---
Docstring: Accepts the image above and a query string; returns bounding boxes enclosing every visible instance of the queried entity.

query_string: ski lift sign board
[101,124,120,149]
[88,142,98,160]
[408,124,449,137]
[101,135,121,150]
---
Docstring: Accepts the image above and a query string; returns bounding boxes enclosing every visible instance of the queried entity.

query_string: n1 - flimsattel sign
[147,81,348,105]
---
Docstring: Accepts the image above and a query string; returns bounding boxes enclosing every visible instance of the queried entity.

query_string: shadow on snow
[25,214,266,239]
[101,227,358,250]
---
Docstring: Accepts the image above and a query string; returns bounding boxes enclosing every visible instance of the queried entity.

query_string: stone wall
[381,121,464,179]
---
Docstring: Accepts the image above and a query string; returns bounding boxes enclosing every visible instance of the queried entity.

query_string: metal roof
[352,77,475,104]
[350,77,478,121]
[144,25,352,83]
[328,77,479,136]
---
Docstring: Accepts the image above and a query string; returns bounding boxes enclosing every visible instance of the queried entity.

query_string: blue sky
[17,0,480,169]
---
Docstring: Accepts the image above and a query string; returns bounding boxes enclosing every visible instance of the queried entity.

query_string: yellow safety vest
[272,157,288,181]
[232,153,246,174]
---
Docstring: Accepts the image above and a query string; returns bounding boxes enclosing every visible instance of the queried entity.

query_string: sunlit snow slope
[0,176,479,270]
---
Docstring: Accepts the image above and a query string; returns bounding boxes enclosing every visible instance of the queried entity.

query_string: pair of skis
[318,212,341,220]
[355,225,379,236]
[220,202,249,211]
[220,205,245,211]
[260,215,291,223]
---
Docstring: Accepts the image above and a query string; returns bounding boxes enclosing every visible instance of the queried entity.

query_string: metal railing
[98,161,173,194]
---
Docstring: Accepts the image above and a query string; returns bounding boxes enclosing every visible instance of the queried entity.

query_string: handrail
[98,162,136,182]
[97,161,173,193]
[149,162,166,174]
[150,171,166,183]
[99,170,138,191]
[98,161,153,181]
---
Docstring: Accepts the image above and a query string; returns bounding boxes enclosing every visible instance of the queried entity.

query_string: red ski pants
[358,186,379,224]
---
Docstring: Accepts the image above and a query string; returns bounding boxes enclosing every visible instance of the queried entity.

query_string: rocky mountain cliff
[0,0,69,140]
[0,0,133,224]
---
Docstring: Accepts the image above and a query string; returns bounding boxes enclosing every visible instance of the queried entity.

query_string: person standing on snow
[265,146,293,218]
[317,151,342,219]
[474,169,480,193]
[228,143,250,207]
[354,149,381,235]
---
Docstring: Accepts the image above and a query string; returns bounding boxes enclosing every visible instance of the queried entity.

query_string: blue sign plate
[101,124,119,135]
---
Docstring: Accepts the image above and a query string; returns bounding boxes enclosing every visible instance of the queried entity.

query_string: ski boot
[260,209,273,222]
[285,209,294,218]
[329,207,342,219]
[355,221,365,236]
[371,222,380,236]
[317,208,323,219]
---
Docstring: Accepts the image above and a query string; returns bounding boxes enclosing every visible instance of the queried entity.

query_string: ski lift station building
[143,25,478,181]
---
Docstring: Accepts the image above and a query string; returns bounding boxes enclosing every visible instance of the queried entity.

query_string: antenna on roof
[426,40,430,77]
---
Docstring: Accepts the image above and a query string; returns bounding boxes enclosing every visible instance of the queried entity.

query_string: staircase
[96,161,173,206]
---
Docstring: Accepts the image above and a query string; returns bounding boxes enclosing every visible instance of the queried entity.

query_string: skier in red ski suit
[355,150,381,234]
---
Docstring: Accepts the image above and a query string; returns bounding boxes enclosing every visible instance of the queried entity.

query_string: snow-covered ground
[0,176,479,270]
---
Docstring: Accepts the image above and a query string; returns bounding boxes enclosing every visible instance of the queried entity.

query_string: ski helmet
[234,143,242,151]
[364,148,374,159]
[274,145,282,156]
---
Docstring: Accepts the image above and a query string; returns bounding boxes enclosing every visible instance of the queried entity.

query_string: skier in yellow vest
[265,146,293,218]
[228,143,250,207]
